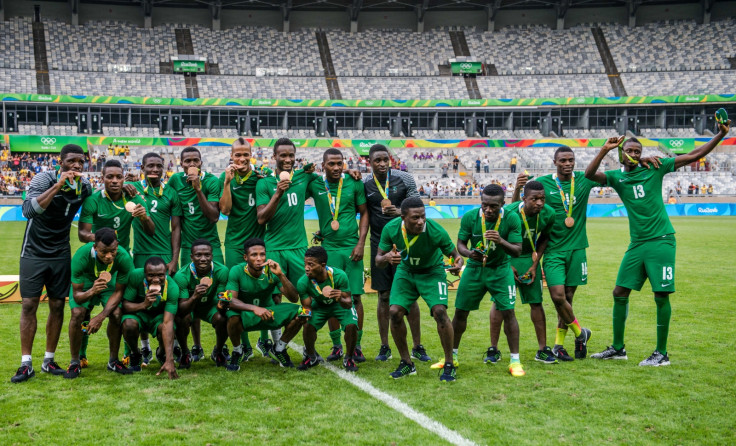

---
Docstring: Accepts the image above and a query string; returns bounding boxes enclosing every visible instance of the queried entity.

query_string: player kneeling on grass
[296,246,360,372]
[441,184,526,377]
[375,197,463,382]
[173,239,231,368]
[65,227,134,378]
[224,238,304,371]
[120,257,181,379]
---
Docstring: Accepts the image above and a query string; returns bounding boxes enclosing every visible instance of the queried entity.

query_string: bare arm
[78,222,95,243]
[176,284,207,314]
[585,136,623,183]
[351,203,370,261]
[277,275,299,303]
[512,172,529,203]
[219,169,234,216]
[375,246,401,269]
[168,215,181,275]
[674,120,730,170]
[256,179,289,224]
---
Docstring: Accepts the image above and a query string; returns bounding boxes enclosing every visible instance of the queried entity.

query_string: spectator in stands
[437,152,443,161]
[413,153,418,160]
[441,164,449,178]
[475,157,481,173]
[400,161,407,172]
[694,184,699,195]
[675,182,682,196]
[699,157,706,171]
[348,157,354,170]
[688,183,694,195]
[452,156,459,172]
[510,155,517,173]
[668,195,677,204]
[700,184,707,195]
[482,156,489,173]
[708,184,714,195]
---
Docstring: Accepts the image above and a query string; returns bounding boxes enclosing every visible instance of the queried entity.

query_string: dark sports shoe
[107,359,133,375]
[552,346,574,362]
[296,355,320,371]
[226,350,243,372]
[191,345,204,362]
[639,350,670,367]
[173,345,182,363]
[269,348,295,368]
[178,352,192,370]
[439,363,457,382]
[574,328,592,359]
[327,345,344,361]
[535,347,559,364]
[41,360,66,376]
[211,349,227,367]
[141,347,153,367]
[256,338,270,357]
[221,344,231,362]
[64,363,81,379]
[389,360,417,379]
[343,356,358,372]
[353,347,366,363]
[128,353,143,372]
[11,365,35,383]
[375,344,392,361]
[591,345,628,360]
[243,347,254,362]
[484,347,501,364]
[155,346,166,364]
[411,345,431,362]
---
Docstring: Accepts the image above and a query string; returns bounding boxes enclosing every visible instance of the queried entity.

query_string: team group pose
[11,120,730,382]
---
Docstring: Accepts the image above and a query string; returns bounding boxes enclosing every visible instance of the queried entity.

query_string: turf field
[1,217,735,445]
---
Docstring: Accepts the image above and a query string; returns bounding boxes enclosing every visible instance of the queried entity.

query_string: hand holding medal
[187,167,201,190]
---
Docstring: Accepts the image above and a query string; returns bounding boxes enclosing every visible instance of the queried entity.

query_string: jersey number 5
[188,202,195,214]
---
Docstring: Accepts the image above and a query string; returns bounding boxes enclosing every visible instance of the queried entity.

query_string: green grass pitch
[1,217,735,445]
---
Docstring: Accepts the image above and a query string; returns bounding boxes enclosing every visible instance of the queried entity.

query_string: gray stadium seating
[477,74,613,98]
[197,75,329,99]
[49,71,186,97]
[0,69,37,93]
[0,17,34,70]
[621,71,736,96]
[339,77,469,99]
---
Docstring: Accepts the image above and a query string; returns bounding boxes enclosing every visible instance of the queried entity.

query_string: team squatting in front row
[12,119,731,382]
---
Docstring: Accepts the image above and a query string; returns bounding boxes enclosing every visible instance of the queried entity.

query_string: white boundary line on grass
[289,343,478,446]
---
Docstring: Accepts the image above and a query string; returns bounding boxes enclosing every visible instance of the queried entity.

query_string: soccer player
[220,138,269,360]
[364,144,429,363]
[504,181,579,365]
[120,257,181,379]
[173,239,230,368]
[65,228,134,378]
[585,118,730,366]
[375,197,463,381]
[308,148,369,362]
[296,247,360,372]
[13,144,93,383]
[224,238,304,371]
[447,184,526,377]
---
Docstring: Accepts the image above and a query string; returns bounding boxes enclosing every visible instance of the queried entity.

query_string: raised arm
[674,120,730,170]
[585,136,623,184]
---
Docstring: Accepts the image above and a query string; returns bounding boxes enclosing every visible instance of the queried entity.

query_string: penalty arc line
[289,343,478,446]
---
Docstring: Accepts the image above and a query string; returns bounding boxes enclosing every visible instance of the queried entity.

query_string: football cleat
[41,360,66,376]
[591,346,628,360]
[389,360,417,379]
[375,344,392,361]
[552,346,574,362]
[63,363,81,380]
[574,328,592,359]
[411,345,431,362]
[639,351,670,367]
[484,347,501,364]
[327,345,344,362]
[535,347,558,364]
[11,365,35,383]
[508,362,526,377]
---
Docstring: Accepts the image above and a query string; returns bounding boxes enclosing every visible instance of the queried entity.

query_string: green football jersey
[504,201,555,256]
[218,171,265,249]
[173,262,229,314]
[123,268,182,316]
[308,174,366,250]
[166,171,222,250]
[605,157,676,242]
[255,170,317,250]
[226,263,282,307]
[79,190,148,252]
[538,171,599,252]
[296,266,350,307]
[378,218,455,272]
[131,180,182,256]
[71,242,133,291]
[457,207,522,268]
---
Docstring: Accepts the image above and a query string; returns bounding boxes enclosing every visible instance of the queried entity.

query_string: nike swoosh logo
[97,214,107,217]
[367,192,375,197]
[550,191,558,195]
[619,179,626,182]
[472,234,482,237]
[661,283,671,287]
[318,191,328,195]
[233,186,243,190]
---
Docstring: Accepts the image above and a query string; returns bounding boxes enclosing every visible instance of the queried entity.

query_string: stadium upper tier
[0,18,734,99]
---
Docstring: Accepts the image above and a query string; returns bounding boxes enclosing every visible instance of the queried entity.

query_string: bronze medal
[531,252,538,262]
[381,199,392,208]
[331,220,340,231]
[321,285,334,298]
[149,284,161,294]
[279,171,291,181]
[187,167,199,177]
[98,271,112,283]
[200,277,212,287]
[124,202,137,213]
[564,217,575,228]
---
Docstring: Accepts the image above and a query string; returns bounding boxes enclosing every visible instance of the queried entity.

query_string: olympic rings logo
[40,137,57,145]
[669,140,684,148]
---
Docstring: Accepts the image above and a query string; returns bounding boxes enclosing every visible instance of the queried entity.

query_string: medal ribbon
[234,168,253,185]
[189,262,214,283]
[373,171,390,200]
[401,221,420,259]
[57,171,82,196]
[103,190,128,210]
[243,264,274,284]
[142,178,164,197]
[310,267,334,294]
[144,278,169,302]
[92,248,113,277]
[519,203,540,256]
[480,208,504,253]
[553,173,574,219]
[324,175,343,223]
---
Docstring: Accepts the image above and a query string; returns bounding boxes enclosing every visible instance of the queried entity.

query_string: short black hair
[323,148,343,162]
[523,180,545,196]
[60,144,84,161]
[141,152,163,166]
[623,137,642,149]
[242,237,266,255]
[482,184,505,198]
[232,137,249,149]
[102,159,122,174]
[273,137,295,155]
[180,146,201,160]
[144,256,166,270]
[94,227,117,246]
[190,238,212,252]
[305,246,328,265]
[553,146,574,160]
[369,144,390,159]
[400,196,425,215]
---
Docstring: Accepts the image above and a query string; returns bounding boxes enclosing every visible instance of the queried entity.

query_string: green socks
[260,330,269,345]
[329,329,342,347]
[654,296,671,355]
[356,329,363,347]
[612,296,629,351]
[81,332,90,357]
[241,331,251,348]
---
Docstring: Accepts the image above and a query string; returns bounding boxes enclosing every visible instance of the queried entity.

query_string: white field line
[289,343,479,446]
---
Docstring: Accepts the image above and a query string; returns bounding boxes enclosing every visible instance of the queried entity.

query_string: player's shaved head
[623,137,643,150]
[232,137,251,150]
[305,246,328,265]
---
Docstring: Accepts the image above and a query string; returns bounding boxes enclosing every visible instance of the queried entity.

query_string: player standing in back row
[585,117,730,366]
[363,144,429,363]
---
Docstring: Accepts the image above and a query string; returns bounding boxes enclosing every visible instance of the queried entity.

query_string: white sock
[270,329,282,344]
[452,348,458,355]
[232,344,243,354]
[21,355,32,365]
[44,351,55,360]
[510,353,520,362]
[141,339,150,349]
[173,339,180,348]
[275,340,287,352]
